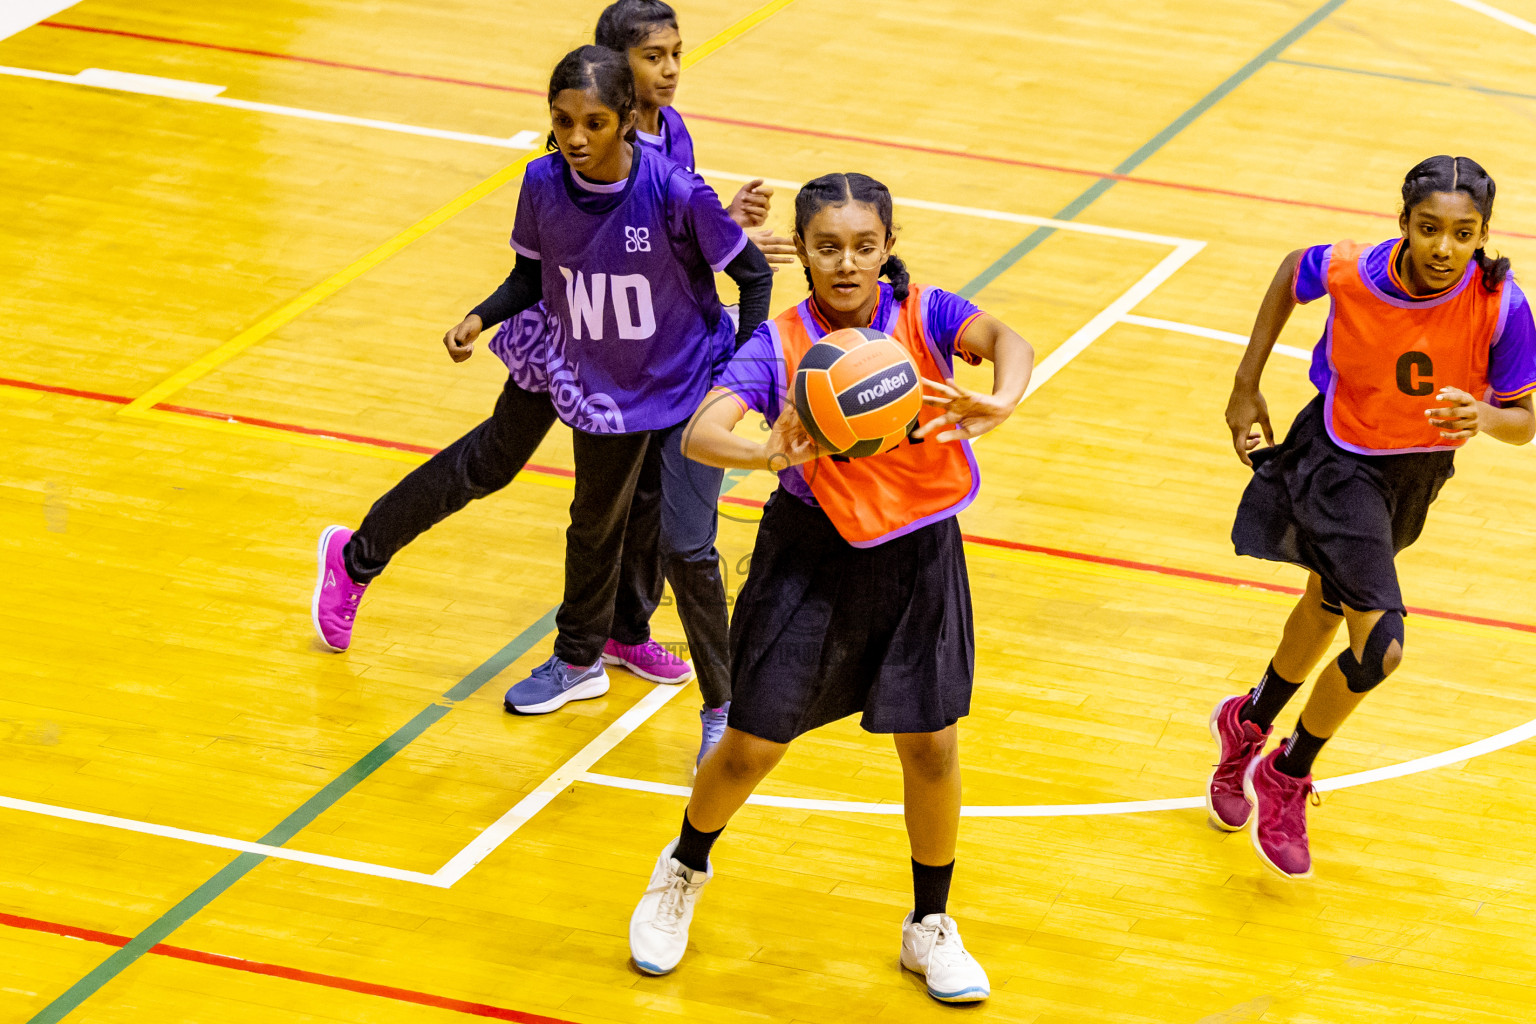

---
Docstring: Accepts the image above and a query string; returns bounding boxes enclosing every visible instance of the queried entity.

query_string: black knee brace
[1336,611,1404,693]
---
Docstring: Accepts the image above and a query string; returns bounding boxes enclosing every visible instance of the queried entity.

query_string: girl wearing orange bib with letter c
[625,172,1033,1001]
[1213,156,1536,879]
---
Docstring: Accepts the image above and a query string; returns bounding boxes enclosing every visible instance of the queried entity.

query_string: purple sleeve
[675,173,749,272]
[509,175,541,259]
[923,288,986,366]
[712,324,781,416]
[1490,279,1536,403]
[1292,244,1330,304]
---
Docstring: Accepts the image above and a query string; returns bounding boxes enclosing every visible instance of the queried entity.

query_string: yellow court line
[118,0,803,417]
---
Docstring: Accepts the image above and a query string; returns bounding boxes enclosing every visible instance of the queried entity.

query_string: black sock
[1273,720,1328,778]
[912,858,955,922]
[674,810,723,873]
[1240,661,1303,731]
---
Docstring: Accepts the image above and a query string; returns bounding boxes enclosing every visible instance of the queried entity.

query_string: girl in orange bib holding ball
[625,172,1033,1001]
[1214,156,1536,879]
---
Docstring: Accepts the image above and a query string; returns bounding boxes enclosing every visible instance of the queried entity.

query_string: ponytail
[880,253,910,302]
[1401,155,1511,291]
[1474,247,1511,291]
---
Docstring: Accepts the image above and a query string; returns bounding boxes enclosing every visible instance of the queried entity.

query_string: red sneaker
[1206,695,1270,831]
[1243,749,1317,878]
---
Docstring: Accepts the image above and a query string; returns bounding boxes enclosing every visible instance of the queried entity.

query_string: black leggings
[345,377,648,667]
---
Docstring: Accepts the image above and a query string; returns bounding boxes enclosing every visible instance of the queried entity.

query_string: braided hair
[792,172,909,301]
[1400,155,1509,291]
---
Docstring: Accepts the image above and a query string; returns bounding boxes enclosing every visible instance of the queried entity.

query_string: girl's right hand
[1225,385,1274,466]
[443,314,483,363]
[764,402,819,470]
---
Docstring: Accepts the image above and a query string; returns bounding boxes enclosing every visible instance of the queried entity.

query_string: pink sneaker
[602,638,694,684]
[1207,695,1270,831]
[312,525,367,652]
[1243,749,1318,878]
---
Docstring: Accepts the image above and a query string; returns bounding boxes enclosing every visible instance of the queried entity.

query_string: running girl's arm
[722,244,773,347]
[442,254,544,363]
[1227,248,1305,465]
[913,314,1034,443]
[1426,389,1536,445]
[683,390,818,471]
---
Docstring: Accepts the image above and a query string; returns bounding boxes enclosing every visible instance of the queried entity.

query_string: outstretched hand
[443,314,483,363]
[764,401,819,469]
[913,377,1015,442]
[749,228,797,271]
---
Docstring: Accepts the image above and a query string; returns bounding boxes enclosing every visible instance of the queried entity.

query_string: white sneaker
[900,912,990,1003]
[629,839,711,975]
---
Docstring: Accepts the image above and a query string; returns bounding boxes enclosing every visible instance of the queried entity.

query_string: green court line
[1276,56,1536,102]
[959,0,1349,299]
[27,606,560,1024]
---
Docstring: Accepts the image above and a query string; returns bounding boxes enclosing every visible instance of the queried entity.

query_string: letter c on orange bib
[793,326,922,458]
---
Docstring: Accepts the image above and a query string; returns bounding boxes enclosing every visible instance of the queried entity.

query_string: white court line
[0,0,76,43]
[430,682,693,886]
[0,794,444,886]
[700,170,1195,248]
[0,65,543,149]
[1446,0,1536,37]
[1120,312,1312,361]
[581,712,1536,816]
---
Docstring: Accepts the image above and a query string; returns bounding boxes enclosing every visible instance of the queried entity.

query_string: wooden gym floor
[5,0,1536,1021]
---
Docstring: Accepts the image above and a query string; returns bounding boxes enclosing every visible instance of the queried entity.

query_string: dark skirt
[1232,395,1455,614]
[726,490,975,743]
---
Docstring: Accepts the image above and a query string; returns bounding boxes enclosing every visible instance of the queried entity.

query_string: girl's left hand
[728,180,772,228]
[913,377,1015,442]
[1426,386,1482,440]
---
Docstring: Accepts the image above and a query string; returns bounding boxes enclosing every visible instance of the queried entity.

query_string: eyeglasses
[806,243,888,272]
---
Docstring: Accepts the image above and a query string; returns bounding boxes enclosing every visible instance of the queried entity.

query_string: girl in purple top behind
[310,46,772,724]
[487,1,796,768]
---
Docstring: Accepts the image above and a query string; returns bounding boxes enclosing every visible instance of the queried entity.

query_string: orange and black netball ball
[793,326,922,458]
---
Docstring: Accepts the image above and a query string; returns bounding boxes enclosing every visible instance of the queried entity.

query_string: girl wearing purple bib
[486,1,795,767]
[310,47,772,723]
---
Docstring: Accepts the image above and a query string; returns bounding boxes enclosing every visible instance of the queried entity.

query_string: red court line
[6,373,1534,635]
[0,911,580,1023]
[35,19,1536,241]
[0,373,576,478]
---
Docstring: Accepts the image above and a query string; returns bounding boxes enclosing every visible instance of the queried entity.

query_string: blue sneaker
[503,655,609,715]
[696,702,729,772]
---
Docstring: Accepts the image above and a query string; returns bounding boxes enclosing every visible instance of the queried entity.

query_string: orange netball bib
[772,285,979,547]
[1323,240,1506,454]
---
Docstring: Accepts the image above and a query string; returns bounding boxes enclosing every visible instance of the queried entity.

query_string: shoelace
[1267,776,1319,843]
[340,584,364,622]
[1212,725,1264,785]
[644,872,703,935]
[921,917,967,969]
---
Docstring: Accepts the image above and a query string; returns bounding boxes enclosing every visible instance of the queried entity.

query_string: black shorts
[726,490,975,743]
[1232,395,1455,614]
